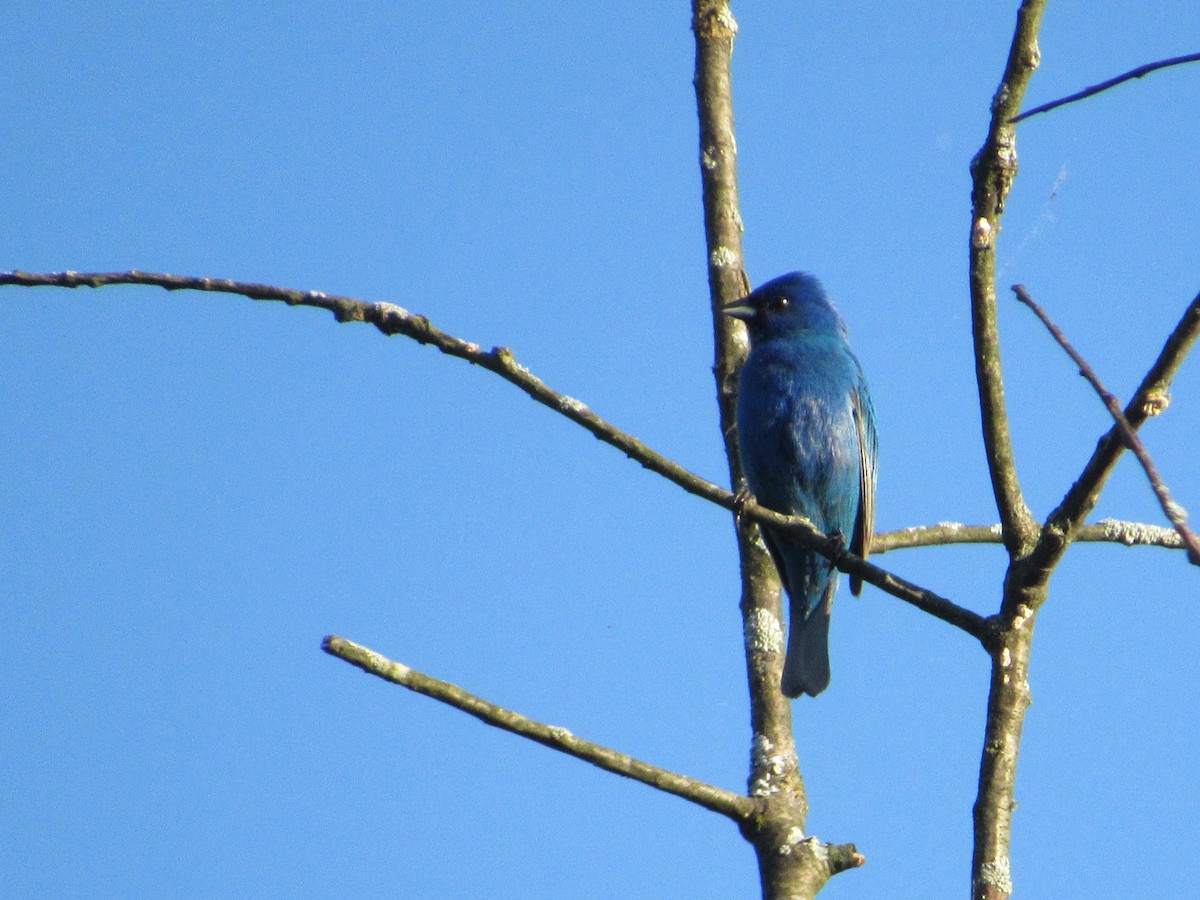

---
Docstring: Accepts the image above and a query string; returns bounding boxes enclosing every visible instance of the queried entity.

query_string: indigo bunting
[725,272,878,697]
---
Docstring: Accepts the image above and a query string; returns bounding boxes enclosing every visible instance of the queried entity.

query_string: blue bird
[725,272,878,698]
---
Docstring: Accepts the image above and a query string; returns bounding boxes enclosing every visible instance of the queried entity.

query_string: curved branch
[1015,285,1200,565]
[1012,52,1200,123]
[0,268,732,508]
[322,635,754,822]
[1,267,988,638]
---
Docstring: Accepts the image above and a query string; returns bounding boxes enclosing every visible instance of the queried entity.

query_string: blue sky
[3,3,1198,898]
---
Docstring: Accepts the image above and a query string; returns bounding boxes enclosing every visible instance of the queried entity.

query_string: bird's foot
[822,529,848,558]
[732,486,755,529]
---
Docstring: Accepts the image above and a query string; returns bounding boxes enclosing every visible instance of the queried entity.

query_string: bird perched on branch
[725,272,877,698]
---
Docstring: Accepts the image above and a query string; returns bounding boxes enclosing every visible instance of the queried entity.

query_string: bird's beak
[723,301,755,321]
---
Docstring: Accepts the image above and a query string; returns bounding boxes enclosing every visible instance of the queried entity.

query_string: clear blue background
[3,3,1197,897]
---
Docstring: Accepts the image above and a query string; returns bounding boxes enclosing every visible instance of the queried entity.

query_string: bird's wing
[849,383,878,596]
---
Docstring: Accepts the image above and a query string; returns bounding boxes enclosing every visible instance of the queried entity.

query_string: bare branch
[967,2,1047,556]
[745,501,993,643]
[966,6,1049,900]
[1088,518,1186,549]
[873,523,1004,552]
[1032,288,1200,579]
[322,635,754,821]
[688,11,867,895]
[873,520,1184,553]
[1012,52,1200,123]
[692,2,812,859]
[1014,284,1200,565]
[0,268,732,506]
[0,268,992,639]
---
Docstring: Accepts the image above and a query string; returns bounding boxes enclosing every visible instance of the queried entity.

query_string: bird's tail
[780,581,836,698]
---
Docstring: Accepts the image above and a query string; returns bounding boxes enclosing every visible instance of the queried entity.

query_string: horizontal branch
[322,635,754,822]
[1015,284,1200,565]
[1012,51,1200,123]
[873,519,1184,553]
[1083,518,1186,549]
[4,269,984,635]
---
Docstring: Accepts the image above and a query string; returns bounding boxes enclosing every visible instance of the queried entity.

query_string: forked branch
[1014,284,1200,565]
[1026,285,1200,581]
[1012,52,1200,123]
[967,5,1049,900]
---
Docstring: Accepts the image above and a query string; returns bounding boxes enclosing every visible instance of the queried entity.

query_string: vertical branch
[968,0,1047,554]
[693,0,798,802]
[967,4,1048,900]
[693,0,798,805]
[694,0,754,416]
[980,292,1200,900]
[970,587,1041,900]
[693,3,861,898]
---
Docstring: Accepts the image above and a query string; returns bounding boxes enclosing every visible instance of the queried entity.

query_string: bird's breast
[736,340,863,532]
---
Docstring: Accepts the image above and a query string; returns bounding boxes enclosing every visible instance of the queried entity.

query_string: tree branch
[690,7,863,897]
[873,519,1184,553]
[966,5,1048,900]
[746,501,993,644]
[322,635,754,822]
[0,268,732,507]
[692,0,810,845]
[1014,284,1200,565]
[0,268,991,641]
[1030,288,1200,580]
[1012,52,1200,123]
[1085,518,1187,549]
[967,1,1047,556]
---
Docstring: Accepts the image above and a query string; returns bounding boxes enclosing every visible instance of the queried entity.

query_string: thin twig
[1012,52,1200,123]
[0,268,989,636]
[1014,284,1200,565]
[872,519,1183,553]
[321,635,754,821]
[1031,290,1200,580]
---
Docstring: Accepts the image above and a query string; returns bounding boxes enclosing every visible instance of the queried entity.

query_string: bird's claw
[822,529,847,557]
[733,485,755,530]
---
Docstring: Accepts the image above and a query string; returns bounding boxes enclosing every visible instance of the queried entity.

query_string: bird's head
[723,271,847,342]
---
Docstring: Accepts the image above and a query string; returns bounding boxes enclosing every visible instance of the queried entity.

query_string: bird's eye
[769,295,790,312]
